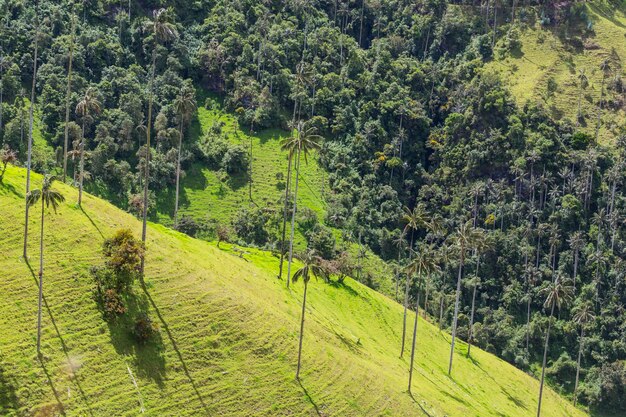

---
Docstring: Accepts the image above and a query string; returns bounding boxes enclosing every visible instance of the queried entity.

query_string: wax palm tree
[24,12,41,259]
[172,84,196,227]
[525,265,542,353]
[280,120,322,288]
[27,175,65,354]
[406,246,440,393]
[568,231,585,292]
[536,275,573,417]
[0,147,17,181]
[75,87,101,206]
[467,232,492,358]
[595,59,610,142]
[400,203,431,358]
[576,68,588,125]
[448,220,484,375]
[141,8,178,272]
[62,14,77,182]
[572,302,595,406]
[293,250,329,379]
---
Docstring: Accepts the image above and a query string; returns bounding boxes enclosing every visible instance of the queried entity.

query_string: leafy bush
[306,225,336,260]
[176,215,201,237]
[232,206,270,246]
[221,144,248,174]
[102,229,145,292]
[101,289,127,320]
[133,313,159,344]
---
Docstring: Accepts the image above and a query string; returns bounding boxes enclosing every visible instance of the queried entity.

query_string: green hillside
[485,1,626,144]
[0,166,587,416]
[153,98,328,230]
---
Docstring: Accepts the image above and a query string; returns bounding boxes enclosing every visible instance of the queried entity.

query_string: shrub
[133,313,159,343]
[101,289,127,320]
[306,225,336,260]
[176,215,201,237]
[216,224,230,247]
[102,229,145,292]
[232,206,269,245]
[221,143,248,174]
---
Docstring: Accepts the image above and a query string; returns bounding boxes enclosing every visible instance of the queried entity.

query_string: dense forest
[1,0,625,413]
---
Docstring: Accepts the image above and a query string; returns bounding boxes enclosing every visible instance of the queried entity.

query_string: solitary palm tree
[400,203,431,358]
[24,12,41,259]
[75,87,101,206]
[292,250,329,379]
[406,247,440,393]
[27,175,65,354]
[172,85,196,227]
[448,220,484,375]
[572,303,595,406]
[280,120,322,288]
[536,275,573,417]
[141,8,178,272]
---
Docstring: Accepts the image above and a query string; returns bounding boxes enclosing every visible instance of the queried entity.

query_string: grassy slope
[0,166,587,417]
[154,101,327,232]
[485,1,626,144]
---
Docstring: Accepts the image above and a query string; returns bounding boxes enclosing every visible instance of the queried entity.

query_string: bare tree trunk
[467,256,480,358]
[24,21,39,259]
[63,18,75,182]
[448,250,464,375]
[295,281,308,379]
[278,154,293,280]
[140,48,157,273]
[400,230,414,358]
[537,302,555,417]
[173,120,183,227]
[573,327,584,406]
[408,283,421,393]
[78,117,86,206]
[36,198,45,354]
[286,147,302,288]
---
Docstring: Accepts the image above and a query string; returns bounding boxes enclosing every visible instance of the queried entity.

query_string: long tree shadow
[38,356,67,416]
[0,362,20,415]
[296,379,322,417]
[25,260,95,416]
[80,206,104,239]
[105,289,166,387]
[139,281,209,412]
[408,392,434,417]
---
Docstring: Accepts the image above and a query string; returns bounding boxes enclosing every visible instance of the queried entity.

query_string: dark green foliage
[306,225,336,260]
[102,229,145,291]
[133,312,159,344]
[231,206,270,246]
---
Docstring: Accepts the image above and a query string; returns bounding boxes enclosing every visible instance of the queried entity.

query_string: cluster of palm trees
[16,7,193,355]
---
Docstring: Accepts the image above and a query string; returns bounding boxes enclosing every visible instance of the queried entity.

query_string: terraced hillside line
[1,166,588,416]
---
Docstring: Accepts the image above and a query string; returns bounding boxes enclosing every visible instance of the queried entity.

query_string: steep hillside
[485,1,626,144]
[0,166,587,416]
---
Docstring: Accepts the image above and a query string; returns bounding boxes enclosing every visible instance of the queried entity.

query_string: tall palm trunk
[295,280,308,379]
[278,154,293,280]
[78,116,87,206]
[573,327,584,406]
[572,249,579,292]
[400,230,414,358]
[537,302,555,417]
[24,23,39,259]
[408,280,421,393]
[36,197,45,354]
[595,70,607,142]
[173,120,183,227]
[286,146,302,288]
[467,256,480,358]
[140,48,157,273]
[63,19,75,182]
[448,248,465,375]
